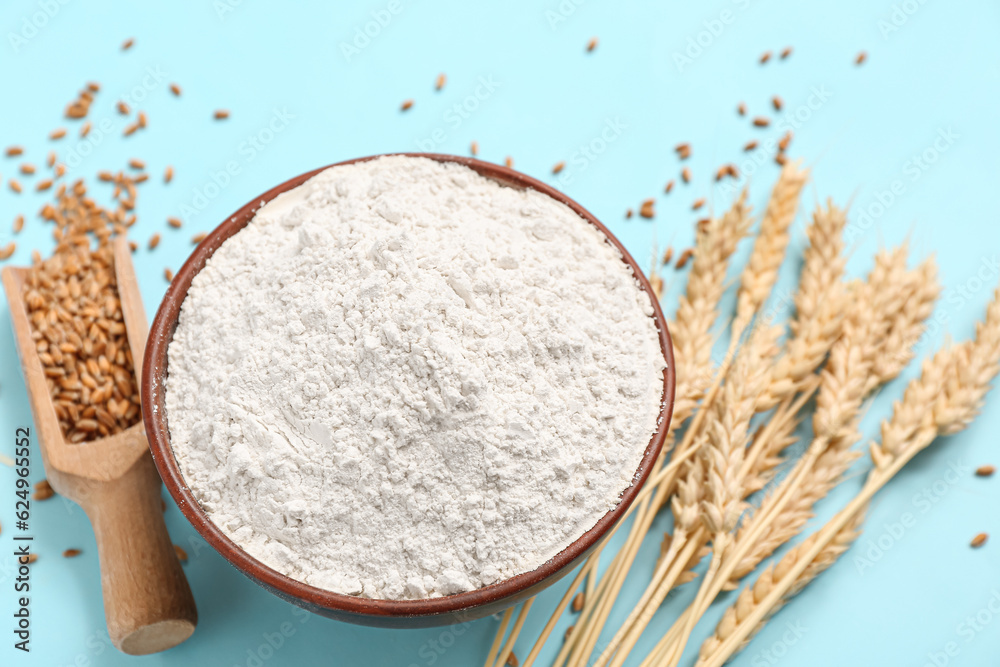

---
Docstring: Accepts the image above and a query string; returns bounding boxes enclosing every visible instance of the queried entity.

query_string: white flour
[166,155,665,600]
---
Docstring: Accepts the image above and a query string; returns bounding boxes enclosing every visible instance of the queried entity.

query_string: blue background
[2,1,1000,665]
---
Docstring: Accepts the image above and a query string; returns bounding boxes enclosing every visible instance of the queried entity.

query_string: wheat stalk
[595,395,803,667]
[594,323,783,667]
[484,607,515,667]
[493,599,534,667]
[698,287,1000,667]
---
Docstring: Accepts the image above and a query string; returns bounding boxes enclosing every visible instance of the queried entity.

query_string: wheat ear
[758,201,848,410]
[672,189,752,420]
[869,256,941,389]
[701,324,784,536]
[733,161,809,335]
[698,287,1000,667]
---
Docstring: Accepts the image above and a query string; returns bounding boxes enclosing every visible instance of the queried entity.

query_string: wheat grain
[23,178,141,442]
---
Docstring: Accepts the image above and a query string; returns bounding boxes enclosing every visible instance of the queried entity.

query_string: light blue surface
[2,1,999,665]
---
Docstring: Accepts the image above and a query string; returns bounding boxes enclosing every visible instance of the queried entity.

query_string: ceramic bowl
[140,153,676,628]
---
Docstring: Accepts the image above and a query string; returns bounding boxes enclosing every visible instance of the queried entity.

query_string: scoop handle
[81,449,198,655]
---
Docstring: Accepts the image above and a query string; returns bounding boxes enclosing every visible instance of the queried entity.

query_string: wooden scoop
[1,238,197,655]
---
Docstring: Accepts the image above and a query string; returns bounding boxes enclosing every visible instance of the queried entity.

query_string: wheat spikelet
[790,201,847,332]
[875,346,958,462]
[728,254,940,584]
[671,452,706,532]
[810,280,879,440]
[738,409,802,498]
[733,162,808,334]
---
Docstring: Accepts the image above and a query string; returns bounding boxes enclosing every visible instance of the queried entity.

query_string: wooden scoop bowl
[1,238,197,655]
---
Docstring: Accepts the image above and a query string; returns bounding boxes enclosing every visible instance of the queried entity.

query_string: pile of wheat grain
[21,180,142,442]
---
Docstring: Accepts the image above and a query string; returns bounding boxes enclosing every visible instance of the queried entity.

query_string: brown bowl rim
[141,152,676,620]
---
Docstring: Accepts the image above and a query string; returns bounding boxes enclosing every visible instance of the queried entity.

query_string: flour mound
[166,155,665,600]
